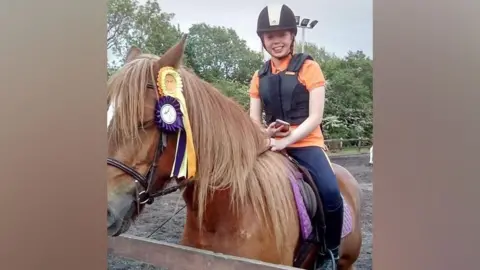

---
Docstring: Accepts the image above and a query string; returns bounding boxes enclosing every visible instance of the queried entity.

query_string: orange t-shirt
[249,54,326,149]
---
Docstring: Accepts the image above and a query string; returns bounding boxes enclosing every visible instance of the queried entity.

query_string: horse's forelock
[107,54,159,150]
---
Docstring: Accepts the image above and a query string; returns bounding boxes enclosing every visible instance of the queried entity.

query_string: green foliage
[295,42,336,64]
[185,23,263,84]
[107,0,182,66]
[107,0,373,140]
[210,79,250,111]
[322,50,373,138]
[107,0,137,51]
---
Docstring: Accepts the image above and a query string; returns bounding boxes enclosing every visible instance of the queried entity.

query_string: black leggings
[287,146,344,250]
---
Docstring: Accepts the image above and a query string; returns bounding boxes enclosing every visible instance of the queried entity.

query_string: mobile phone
[275,119,290,132]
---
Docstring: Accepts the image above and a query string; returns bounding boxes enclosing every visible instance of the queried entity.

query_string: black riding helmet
[256,4,298,37]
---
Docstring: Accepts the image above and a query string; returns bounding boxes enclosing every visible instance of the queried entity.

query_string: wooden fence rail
[108,234,302,270]
[325,138,372,153]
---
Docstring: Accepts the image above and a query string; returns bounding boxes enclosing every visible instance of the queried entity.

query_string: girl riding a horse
[249,4,344,269]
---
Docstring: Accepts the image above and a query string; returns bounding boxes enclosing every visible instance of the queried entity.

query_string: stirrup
[315,249,338,270]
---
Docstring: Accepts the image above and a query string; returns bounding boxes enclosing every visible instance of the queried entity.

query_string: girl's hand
[266,122,291,138]
[269,138,290,152]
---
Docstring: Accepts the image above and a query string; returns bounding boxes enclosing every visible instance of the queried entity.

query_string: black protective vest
[258,53,313,125]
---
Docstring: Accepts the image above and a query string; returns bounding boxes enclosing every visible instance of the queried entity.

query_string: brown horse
[106,35,363,270]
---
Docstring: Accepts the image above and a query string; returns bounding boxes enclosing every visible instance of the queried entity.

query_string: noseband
[107,83,190,205]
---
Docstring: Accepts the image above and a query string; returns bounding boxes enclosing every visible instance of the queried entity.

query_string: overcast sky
[109,0,372,60]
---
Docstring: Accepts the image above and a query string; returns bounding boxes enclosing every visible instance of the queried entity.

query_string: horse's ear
[156,34,188,69]
[125,46,142,64]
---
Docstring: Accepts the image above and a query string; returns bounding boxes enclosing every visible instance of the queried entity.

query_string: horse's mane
[107,54,298,252]
[107,54,160,151]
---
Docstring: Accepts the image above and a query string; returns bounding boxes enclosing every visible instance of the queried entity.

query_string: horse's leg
[332,163,363,270]
[338,231,362,270]
[338,214,362,269]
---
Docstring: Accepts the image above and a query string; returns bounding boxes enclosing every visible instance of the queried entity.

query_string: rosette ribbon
[154,96,184,133]
[155,67,197,180]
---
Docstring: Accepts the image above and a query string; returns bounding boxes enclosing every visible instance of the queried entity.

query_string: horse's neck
[181,182,234,221]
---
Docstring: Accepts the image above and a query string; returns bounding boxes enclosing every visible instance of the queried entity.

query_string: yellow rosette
[156,67,197,180]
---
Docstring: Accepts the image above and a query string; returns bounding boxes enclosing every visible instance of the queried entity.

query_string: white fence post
[369,145,373,165]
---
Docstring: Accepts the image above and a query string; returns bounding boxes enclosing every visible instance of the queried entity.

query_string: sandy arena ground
[108,153,373,269]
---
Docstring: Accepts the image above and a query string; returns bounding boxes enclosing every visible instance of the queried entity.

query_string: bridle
[107,82,191,206]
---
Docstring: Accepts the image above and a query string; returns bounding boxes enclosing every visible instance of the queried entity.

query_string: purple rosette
[154,96,184,133]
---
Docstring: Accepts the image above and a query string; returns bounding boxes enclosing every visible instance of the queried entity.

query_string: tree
[185,23,263,84]
[107,0,182,66]
[107,0,137,51]
[127,0,182,57]
[292,42,373,138]
[322,51,373,138]
[211,79,250,110]
[294,41,335,65]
